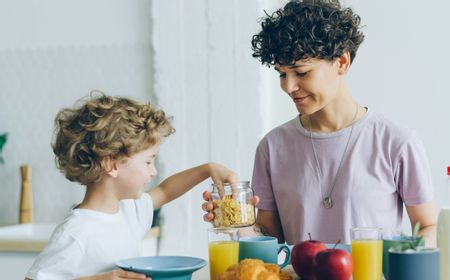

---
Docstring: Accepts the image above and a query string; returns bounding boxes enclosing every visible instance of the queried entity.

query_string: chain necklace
[309,103,359,209]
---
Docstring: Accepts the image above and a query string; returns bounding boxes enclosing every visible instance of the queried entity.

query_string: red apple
[291,233,327,279]
[314,248,353,280]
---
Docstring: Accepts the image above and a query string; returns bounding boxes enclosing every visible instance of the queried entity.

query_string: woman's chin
[295,103,312,114]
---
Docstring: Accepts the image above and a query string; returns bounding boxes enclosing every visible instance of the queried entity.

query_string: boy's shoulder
[48,194,154,244]
[50,209,96,241]
[119,193,154,232]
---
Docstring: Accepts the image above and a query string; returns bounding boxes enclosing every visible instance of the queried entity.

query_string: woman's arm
[405,200,438,247]
[149,163,238,209]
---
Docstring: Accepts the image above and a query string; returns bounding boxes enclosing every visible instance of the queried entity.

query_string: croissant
[218,259,292,280]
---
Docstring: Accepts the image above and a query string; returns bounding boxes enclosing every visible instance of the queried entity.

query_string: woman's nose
[286,76,300,95]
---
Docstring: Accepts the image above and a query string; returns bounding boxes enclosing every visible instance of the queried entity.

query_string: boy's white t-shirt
[26,193,154,280]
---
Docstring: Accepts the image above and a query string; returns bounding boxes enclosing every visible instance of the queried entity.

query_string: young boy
[26,93,238,280]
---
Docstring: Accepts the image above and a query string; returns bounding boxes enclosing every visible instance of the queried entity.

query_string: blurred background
[0,0,449,262]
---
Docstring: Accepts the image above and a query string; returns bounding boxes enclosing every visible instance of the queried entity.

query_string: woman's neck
[301,94,364,133]
[78,181,120,214]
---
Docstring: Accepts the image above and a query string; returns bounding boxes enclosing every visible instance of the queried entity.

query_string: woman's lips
[293,96,309,104]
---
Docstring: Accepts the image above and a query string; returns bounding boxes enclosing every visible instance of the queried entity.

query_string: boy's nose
[150,166,157,177]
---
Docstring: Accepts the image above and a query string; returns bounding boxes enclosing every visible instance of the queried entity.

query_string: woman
[203,0,437,246]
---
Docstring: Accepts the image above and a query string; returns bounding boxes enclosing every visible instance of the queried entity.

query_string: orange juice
[351,239,383,280]
[208,241,239,280]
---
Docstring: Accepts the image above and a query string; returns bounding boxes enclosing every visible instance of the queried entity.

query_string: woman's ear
[337,50,351,75]
[101,156,119,178]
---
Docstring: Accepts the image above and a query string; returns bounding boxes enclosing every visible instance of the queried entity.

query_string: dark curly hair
[251,0,365,66]
[52,92,175,186]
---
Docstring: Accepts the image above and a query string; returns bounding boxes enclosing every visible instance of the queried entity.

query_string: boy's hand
[207,162,239,188]
[77,269,150,280]
[202,191,260,222]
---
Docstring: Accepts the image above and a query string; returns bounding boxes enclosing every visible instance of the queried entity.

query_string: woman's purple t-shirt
[252,110,434,244]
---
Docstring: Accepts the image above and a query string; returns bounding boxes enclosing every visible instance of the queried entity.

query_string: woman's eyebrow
[275,64,310,72]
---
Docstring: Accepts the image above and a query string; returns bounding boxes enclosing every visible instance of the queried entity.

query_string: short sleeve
[26,230,83,280]
[252,138,277,211]
[395,133,434,205]
[135,193,154,235]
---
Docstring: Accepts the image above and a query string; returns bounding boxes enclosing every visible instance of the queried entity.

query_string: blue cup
[388,248,440,280]
[382,236,425,279]
[238,236,291,268]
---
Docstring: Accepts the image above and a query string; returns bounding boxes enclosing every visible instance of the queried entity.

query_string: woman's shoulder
[367,111,414,133]
[363,111,417,147]
[260,116,300,142]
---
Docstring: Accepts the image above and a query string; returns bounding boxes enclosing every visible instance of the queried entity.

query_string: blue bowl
[116,256,207,280]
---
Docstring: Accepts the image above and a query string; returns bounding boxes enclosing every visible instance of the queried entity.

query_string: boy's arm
[149,163,238,209]
[75,269,148,279]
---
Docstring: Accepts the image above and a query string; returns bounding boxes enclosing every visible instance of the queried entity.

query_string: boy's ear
[101,156,119,178]
[337,50,351,75]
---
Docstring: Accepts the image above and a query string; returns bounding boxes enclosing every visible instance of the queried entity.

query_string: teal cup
[238,236,291,268]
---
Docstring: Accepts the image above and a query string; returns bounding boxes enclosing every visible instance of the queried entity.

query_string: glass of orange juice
[351,227,383,280]
[208,228,239,280]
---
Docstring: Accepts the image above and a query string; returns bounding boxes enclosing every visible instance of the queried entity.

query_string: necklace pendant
[323,197,333,209]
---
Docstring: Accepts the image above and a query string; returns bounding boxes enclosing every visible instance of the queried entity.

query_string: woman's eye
[279,73,286,78]
[296,71,308,77]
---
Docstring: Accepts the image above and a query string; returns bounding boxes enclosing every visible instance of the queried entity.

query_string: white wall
[265,0,450,234]
[0,0,154,224]
[152,0,264,259]
[0,0,151,48]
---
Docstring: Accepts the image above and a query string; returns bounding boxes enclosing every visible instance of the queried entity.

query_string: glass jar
[211,181,256,228]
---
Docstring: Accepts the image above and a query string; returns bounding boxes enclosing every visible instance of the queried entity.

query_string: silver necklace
[309,104,359,209]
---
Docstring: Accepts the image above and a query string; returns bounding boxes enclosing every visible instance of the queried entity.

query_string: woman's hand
[77,269,150,280]
[202,190,260,223]
[202,162,259,223]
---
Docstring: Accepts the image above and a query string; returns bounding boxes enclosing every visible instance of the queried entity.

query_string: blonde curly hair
[52,92,175,186]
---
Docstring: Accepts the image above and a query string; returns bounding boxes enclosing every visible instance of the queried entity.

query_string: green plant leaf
[0,133,7,165]
[413,222,421,237]
[393,222,426,252]
[0,133,7,151]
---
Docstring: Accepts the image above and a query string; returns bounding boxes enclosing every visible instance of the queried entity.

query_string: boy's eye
[279,73,286,78]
